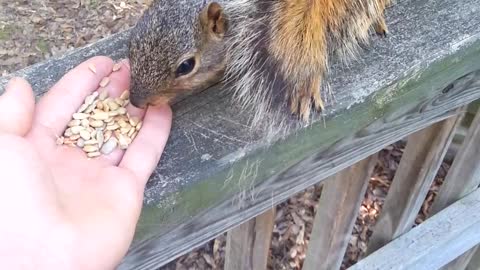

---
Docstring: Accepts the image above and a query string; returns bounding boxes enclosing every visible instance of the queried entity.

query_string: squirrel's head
[128,1,228,108]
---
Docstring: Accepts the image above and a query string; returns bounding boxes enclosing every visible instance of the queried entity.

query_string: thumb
[0,77,36,136]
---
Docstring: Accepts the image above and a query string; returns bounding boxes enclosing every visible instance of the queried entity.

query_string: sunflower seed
[77,103,89,113]
[84,92,98,106]
[120,127,131,134]
[91,112,109,120]
[107,101,119,111]
[64,128,73,137]
[117,119,127,128]
[130,131,138,140]
[84,139,98,145]
[118,134,131,150]
[99,77,110,87]
[68,120,81,127]
[96,130,104,148]
[112,63,122,72]
[83,145,99,153]
[127,127,135,138]
[76,138,85,148]
[72,113,89,120]
[69,134,81,141]
[115,97,125,106]
[129,116,140,127]
[87,151,101,158]
[101,138,118,155]
[80,130,91,140]
[89,120,104,128]
[81,119,90,128]
[116,107,127,115]
[85,103,97,114]
[56,136,65,145]
[104,130,112,142]
[106,123,120,130]
[120,90,129,100]
[71,126,84,134]
[99,89,108,101]
[108,111,119,117]
[88,64,97,74]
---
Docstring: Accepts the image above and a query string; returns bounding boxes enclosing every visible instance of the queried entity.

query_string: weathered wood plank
[428,110,480,270]
[348,188,480,270]
[224,208,275,270]
[1,0,479,269]
[302,155,377,270]
[365,112,464,255]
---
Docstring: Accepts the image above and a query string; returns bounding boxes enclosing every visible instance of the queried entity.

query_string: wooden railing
[1,0,480,269]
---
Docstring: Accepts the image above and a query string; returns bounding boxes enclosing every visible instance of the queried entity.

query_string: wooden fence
[1,0,480,269]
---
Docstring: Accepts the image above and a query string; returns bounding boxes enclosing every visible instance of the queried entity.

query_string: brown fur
[128,0,391,124]
[268,0,390,121]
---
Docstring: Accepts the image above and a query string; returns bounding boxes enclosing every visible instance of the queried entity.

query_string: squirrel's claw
[374,16,389,38]
[289,77,325,123]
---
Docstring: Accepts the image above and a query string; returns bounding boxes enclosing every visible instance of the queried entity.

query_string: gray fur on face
[128,0,206,99]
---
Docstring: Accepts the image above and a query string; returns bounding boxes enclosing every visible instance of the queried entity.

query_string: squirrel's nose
[129,94,147,109]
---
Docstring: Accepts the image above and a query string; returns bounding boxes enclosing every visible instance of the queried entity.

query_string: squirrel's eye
[175,57,196,77]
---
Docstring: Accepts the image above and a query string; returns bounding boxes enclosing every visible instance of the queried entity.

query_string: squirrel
[127,0,391,126]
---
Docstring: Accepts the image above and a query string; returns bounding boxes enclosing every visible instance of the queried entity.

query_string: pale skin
[0,56,172,270]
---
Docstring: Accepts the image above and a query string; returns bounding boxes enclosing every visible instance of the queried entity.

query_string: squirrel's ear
[200,2,227,38]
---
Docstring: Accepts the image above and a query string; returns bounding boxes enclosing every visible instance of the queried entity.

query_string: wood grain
[302,155,377,270]
[348,188,480,270]
[224,208,275,270]
[365,112,464,255]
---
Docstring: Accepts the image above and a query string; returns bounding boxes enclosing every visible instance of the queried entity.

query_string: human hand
[0,56,172,270]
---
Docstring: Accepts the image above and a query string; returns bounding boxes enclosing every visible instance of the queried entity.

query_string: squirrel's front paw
[374,16,388,38]
[289,77,324,122]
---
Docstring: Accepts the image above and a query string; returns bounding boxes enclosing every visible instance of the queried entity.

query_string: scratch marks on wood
[192,122,248,144]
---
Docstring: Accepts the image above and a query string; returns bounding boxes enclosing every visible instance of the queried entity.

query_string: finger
[119,104,172,187]
[31,56,114,137]
[0,77,35,136]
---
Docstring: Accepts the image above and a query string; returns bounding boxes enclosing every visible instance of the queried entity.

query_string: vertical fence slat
[466,247,480,270]
[429,109,480,270]
[442,247,479,270]
[430,109,480,214]
[302,155,377,270]
[224,208,276,270]
[365,113,463,255]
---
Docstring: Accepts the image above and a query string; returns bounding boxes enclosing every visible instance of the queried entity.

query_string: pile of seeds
[57,64,143,158]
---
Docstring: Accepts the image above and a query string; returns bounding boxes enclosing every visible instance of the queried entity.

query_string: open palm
[0,56,172,270]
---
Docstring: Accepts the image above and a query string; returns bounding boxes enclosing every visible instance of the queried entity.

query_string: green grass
[0,24,14,41]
